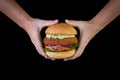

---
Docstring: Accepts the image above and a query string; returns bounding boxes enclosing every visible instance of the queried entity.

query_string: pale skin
[0,0,58,58]
[64,0,120,61]
[0,0,119,61]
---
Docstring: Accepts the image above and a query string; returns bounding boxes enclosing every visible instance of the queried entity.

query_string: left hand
[64,19,102,61]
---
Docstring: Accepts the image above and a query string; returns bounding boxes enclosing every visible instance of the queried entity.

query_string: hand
[64,19,102,61]
[23,18,58,58]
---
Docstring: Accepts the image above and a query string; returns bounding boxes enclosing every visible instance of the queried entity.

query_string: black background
[0,0,116,78]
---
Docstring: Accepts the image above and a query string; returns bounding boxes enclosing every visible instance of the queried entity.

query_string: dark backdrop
[0,0,116,78]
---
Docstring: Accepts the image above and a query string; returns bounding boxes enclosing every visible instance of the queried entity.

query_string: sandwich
[43,23,78,59]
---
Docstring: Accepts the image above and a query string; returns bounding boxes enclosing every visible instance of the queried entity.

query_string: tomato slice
[46,45,70,51]
[57,46,70,50]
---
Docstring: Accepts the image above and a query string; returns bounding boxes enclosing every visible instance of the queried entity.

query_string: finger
[71,45,85,60]
[65,19,80,27]
[32,42,48,58]
[43,19,58,26]
[46,57,55,61]
[36,40,48,58]
[64,58,70,61]
[64,58,73,61]
[51,59,55,61]
[29,32,48,58]
[34,41,48,59]
[63,44,85,61]
[64,56,74,61]
[64,55,80,61]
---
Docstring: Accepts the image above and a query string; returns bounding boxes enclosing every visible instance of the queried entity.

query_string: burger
[43,23,78,59]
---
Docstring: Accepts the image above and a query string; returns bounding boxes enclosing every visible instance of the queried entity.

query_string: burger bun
[46,49,75,59]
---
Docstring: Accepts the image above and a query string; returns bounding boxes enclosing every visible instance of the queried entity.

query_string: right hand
[23,18,58,58]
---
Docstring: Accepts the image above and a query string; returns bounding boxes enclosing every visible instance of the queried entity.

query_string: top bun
[45,23,77,35]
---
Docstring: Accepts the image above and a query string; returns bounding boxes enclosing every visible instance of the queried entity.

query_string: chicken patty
[44,37,78,45]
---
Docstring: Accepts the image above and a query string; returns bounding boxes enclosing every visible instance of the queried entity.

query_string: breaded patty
[44,37,78,45]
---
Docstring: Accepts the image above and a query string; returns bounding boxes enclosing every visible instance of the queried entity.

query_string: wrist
[19,17,34,30]
[89,19,105,31]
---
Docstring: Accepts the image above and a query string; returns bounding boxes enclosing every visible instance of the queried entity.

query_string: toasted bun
[45,49,75,59]
[45,23,77,35]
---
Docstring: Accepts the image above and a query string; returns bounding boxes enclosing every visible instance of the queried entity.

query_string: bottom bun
[45,49,75,59]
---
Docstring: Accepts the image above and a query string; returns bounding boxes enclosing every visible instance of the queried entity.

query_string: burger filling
[44,36,78,52]
[44,44,78,52]
[46,34,75,39]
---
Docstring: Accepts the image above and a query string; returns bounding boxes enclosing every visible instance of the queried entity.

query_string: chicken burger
[43,23,78,59]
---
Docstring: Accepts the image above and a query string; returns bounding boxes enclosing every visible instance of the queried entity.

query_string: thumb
[65,19,81,27]
[43,19,58,26]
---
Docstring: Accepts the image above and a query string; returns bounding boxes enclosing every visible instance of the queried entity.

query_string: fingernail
[65,19,67,20]
[45,56,48,59]
[65,19,68,21]
[64,59,68,61]
[51,59,55,61]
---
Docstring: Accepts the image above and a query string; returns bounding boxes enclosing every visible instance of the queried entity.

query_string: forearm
[91,0,120,29]
[0,0,32,29]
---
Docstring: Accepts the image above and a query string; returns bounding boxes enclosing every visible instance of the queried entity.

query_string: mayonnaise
[46,34,75,39]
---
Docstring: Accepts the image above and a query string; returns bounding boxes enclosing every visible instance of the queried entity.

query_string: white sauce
[46,34,75,39]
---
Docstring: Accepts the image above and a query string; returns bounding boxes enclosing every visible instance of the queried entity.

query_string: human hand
[23,18,58,58]
[64,19,103,61]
